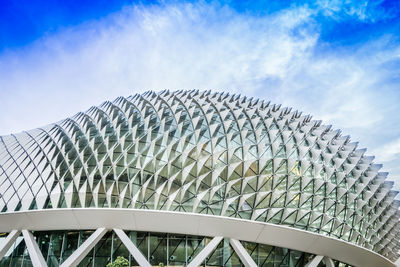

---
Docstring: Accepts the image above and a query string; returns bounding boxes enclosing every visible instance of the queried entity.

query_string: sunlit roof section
[0,90,399,261]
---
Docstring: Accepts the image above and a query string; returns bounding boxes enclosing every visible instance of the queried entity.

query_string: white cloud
[315,0,389,22]
[0,2,317,134]
[371,138,400,190]
[371,138,400,162]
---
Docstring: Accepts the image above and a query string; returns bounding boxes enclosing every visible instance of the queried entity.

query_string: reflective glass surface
[0,90,398,260]
[0,230,354,267]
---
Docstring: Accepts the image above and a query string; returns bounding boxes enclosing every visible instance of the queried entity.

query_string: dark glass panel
[61,232,79,263]
[149,233,167,266]
[168,234,186,266]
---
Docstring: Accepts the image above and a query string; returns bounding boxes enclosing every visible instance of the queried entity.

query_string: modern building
[0,90,399,267]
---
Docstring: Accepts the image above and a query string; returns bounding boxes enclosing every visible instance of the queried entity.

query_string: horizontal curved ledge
[0,208,394,267]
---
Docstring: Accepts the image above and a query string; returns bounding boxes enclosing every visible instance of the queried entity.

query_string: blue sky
[0,0,400,189]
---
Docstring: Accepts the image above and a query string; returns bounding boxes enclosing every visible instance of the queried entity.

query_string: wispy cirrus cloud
[372,137,400,162]
[0,2,317,133]
[315,0,398,21]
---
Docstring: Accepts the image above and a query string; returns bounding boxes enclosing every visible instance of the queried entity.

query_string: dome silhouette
[0,90,398,266]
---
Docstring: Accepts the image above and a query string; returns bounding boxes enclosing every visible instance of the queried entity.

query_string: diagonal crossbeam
[324,256,335,267]
[60,228,108,267]
[305,255,324,267]
[229,239,257,267]
[305,254,336,267]
[187,236,223,267]
[0,230,21,260]
[22,230,47,267]
[113,229,151,267]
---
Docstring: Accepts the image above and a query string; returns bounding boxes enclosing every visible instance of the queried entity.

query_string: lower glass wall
[0,231,352,267]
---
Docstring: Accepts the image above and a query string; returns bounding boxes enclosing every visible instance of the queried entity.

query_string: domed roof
[0,90,399,260]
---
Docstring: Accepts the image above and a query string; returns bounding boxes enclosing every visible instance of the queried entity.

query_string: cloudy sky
[0,0,399,188]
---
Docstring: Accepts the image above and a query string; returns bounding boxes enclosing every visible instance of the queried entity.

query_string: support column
[113,229,151,267]
[0,230,21,260]
[229,239,257,267]
[187,236,223,267]
[60,228,108,267]
[22,230,47,267]
[324,256,335,267]
[305,255,324,267]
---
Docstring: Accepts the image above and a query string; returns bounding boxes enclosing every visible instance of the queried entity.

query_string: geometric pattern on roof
[0,90,399,261]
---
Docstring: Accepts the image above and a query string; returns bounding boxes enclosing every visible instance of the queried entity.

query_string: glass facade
[0,230,352,267]
[0,90,399,261]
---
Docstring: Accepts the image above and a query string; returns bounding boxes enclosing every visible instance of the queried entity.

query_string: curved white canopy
[0,208,395,267]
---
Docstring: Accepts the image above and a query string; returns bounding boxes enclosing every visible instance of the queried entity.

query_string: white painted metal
[0,230,21,260]
[324,256,335,267]
[305,255,324,267]
[187,236,223,267]
[0,208,395,267]
[113,229,151,267]
[60,228,108,267]
[21,230,47,267]
[229,239,257,267]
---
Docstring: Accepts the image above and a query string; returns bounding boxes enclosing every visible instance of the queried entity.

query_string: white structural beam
[60,228,108,267]
[305,255,324,267]
[0,230,21,260]
[21,230,47,267]
[0,209,395,267]
[229,239,257,267]
[324,256,335,267]
[306,255,335,267]
[187,236,223,267]
[113,229,151,267]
